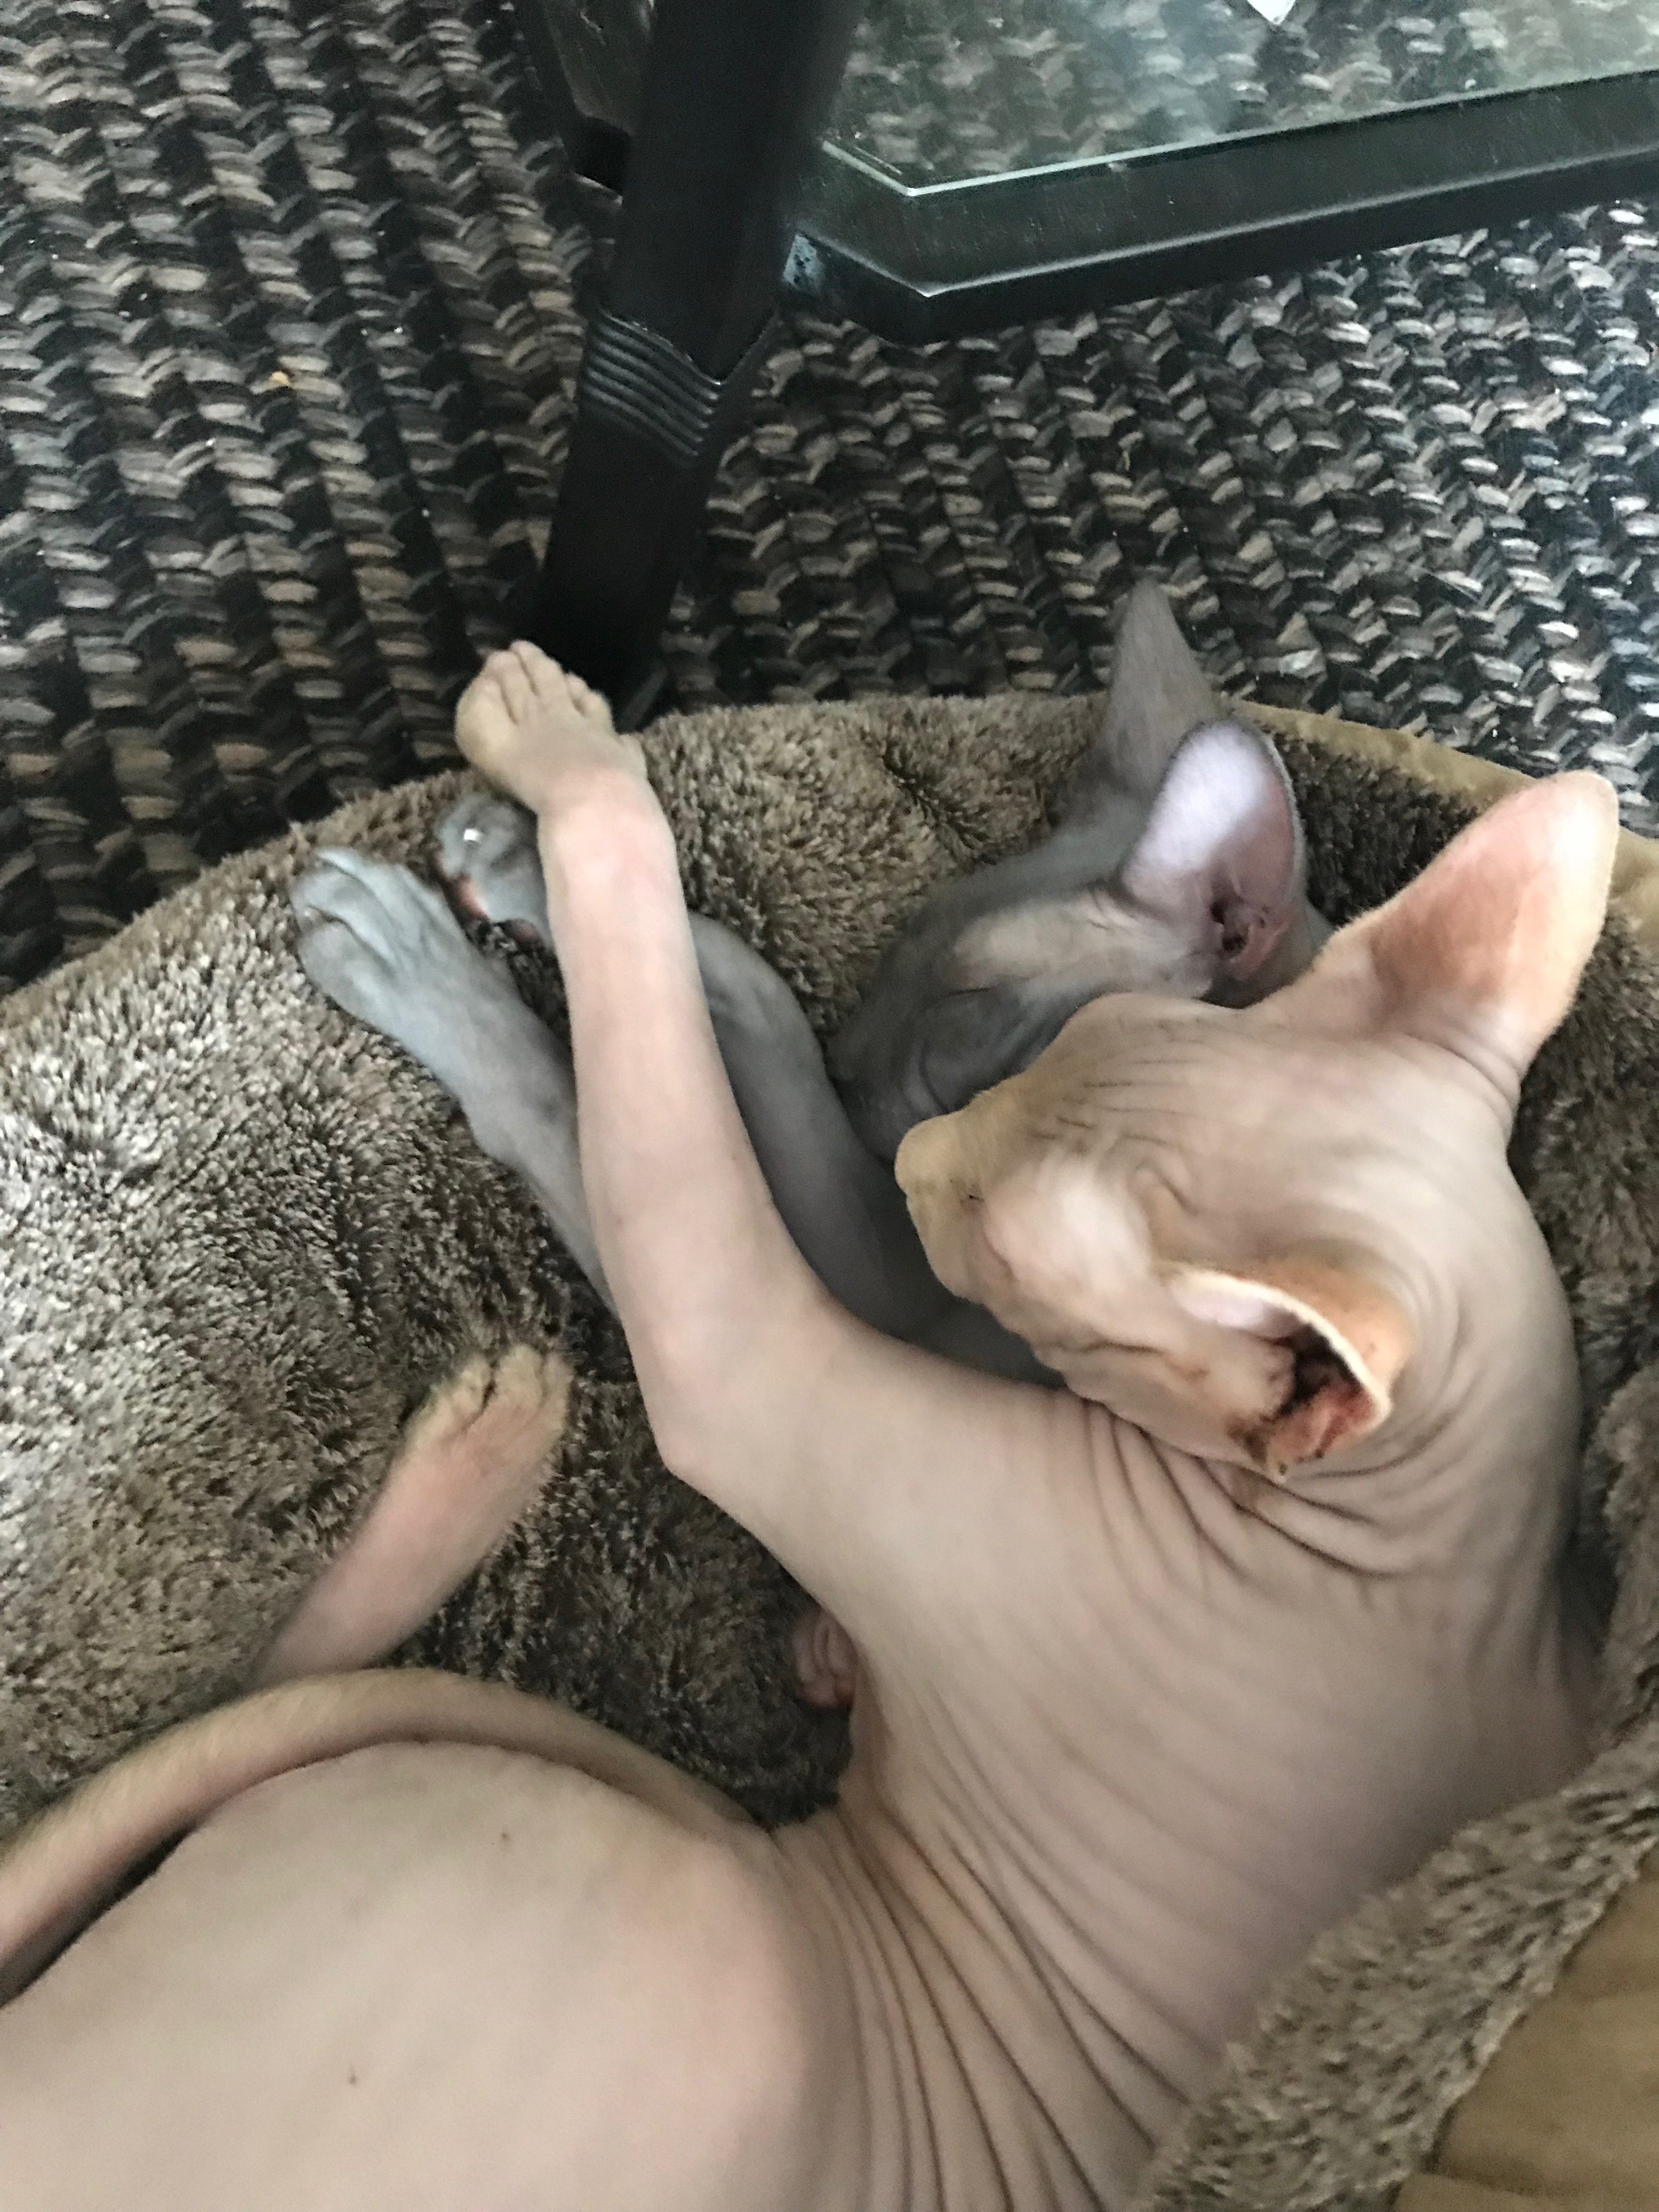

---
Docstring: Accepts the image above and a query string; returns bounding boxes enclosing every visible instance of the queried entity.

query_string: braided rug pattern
[3,0,1659,998]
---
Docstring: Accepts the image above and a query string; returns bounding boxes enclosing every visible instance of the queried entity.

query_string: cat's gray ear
[1068,581,1224,812]
[1117,716,1310,996]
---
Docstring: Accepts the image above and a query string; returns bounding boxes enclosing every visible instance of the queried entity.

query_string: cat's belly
[0,1734,1198,2212]
[0,1610,1590,2212]
[0,1739,836,2212]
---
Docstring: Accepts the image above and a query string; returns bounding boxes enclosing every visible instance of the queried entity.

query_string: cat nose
[893,1111,957,1198]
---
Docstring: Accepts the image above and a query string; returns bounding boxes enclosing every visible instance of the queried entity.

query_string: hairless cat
[0,633,1606,2212]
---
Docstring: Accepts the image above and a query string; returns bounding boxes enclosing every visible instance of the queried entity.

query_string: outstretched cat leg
[435,792,1043,1380]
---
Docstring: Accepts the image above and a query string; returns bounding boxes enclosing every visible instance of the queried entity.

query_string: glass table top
[524,0,1659,337]
[827,0,1659,187]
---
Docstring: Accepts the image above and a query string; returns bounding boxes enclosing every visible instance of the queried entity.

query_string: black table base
[520,0,858,719]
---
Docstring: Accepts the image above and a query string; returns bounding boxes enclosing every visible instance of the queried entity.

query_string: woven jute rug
[3,0,1659,995]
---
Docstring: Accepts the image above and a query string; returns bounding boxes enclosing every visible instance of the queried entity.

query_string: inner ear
[1258,1327,1381,1474]
[1117,719,1305,989]
[1170,1260,1413,1476]
[1361,771,1619,1077]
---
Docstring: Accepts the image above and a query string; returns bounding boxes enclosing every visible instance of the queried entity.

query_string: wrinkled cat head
[828,581,1327,1161]
[895,772,1619,1476]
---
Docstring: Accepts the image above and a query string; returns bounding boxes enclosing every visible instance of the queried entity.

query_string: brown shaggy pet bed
[5,686,1659,2208]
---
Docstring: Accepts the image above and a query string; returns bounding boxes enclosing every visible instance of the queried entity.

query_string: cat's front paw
[435,792,550,945]
[454,642,648,819]
[293,848,559,1135]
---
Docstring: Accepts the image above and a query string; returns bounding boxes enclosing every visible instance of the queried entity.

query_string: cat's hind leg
[256,1348,572,1684]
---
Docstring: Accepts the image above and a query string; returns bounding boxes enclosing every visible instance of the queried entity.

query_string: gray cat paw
[435,792,549,943]
[292,848,558,1124]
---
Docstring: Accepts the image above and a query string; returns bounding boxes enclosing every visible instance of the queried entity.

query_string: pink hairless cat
[0,641,1607,2212]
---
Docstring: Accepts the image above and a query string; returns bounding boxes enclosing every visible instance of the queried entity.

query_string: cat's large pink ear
[1273,772,1618,1084]
[1167,1255,1415,1474]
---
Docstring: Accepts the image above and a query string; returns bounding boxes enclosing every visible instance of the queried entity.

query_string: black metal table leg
[521,0,860,725]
